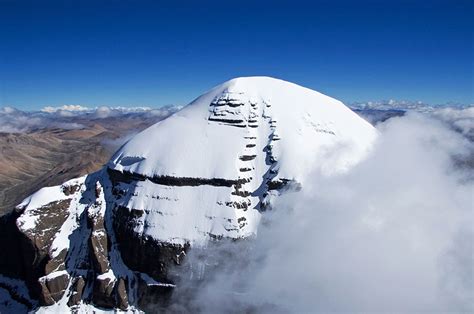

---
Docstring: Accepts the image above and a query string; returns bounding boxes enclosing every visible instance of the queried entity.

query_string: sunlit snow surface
[112,77,376,180]
[15,77,378,247]
[108,77,377,245]
[17,77,377,248]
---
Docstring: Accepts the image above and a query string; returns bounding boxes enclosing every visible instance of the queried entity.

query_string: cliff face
[0,173,181,311]
[0,77,377,311]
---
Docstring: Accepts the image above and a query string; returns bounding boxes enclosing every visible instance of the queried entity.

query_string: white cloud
[0,105,181,133]
[431,107,474,138]
[350,100,470,112]
[41,105,91,113]
[351,102,474,141]
[170,113,473,313]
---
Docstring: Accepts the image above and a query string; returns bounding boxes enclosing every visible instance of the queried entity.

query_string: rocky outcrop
[0,173,193,311]
[112,205,188,283]
[107,167,247,187]
[67,276,85,307]
[38,273,70,305]
[0,196,73,306]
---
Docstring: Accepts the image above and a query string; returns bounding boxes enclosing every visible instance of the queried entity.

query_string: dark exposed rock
[116,278,129,310]
[239,155,256,161]
[20,199,71,255]
[267,178,302,191]
[89,233,109,275]
[92,277,116,308]
[112,205,188,283]
[137,277,174,312]
[210,98,244,108]
[87,191,110,275]
[0,199,72,306]
[130,208,145,218]
[107,167,246,187]
[238,217,247,228]
[62,184,81,196]
[225,200,250,210]
[267,178,291,190]
[38,273,69,305]
[44,249,67,274]
[231,189,251,197]
[226,102,244,108]
[208,117,244,124]
[67,276,85,307]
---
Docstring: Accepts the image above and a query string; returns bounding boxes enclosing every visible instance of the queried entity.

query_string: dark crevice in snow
[207,117,245,124]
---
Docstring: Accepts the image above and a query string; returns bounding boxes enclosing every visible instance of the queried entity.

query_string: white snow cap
[110,76,377,183]
[106,77,377,245]
[14,77,378,248]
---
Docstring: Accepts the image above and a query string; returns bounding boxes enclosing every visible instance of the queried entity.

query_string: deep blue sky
[1,0,472,110]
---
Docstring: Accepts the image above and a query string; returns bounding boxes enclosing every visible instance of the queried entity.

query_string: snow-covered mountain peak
[0,77,378,312]
[105,77,377,246]
[111,76,376,181]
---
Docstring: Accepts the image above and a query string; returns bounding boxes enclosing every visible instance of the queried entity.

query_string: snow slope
[109,76,377,245]
[111,77,375,180]
[14,77,377,248]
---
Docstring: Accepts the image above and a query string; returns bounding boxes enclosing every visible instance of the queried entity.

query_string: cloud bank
[0,105,181,133]
[352,102,474,141]
[431,107,474,139]
[169,113,473,313]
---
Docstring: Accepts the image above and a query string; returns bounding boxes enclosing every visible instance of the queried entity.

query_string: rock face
[0,77,377,312]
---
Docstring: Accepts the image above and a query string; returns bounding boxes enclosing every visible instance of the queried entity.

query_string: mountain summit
[109,76,376,245]
[0,77,377,312]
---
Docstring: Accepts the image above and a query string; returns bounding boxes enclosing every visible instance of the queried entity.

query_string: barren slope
[0,115,171,214]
